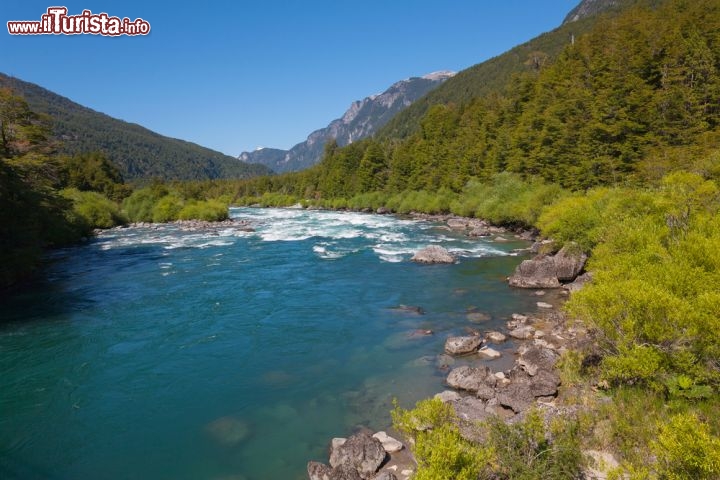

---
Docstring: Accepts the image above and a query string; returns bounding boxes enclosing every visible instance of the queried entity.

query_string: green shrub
[61,188,127,229]
[653,413,720,479]
[484,409,584,480]
[151,194,184,223]
[451,173,565,226]
[392,398,489,480]
[123,186,167,222]
[177,199,228,221]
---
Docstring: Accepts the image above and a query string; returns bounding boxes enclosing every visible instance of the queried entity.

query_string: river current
[1,207,537,479]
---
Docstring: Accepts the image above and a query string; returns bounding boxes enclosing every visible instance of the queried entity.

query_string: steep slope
[563,0,623,23]
[0,73,271,182]
[376,0,639,141]
[239,72,454,173]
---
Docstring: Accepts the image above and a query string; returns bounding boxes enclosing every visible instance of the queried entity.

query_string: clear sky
[2,1,579,156]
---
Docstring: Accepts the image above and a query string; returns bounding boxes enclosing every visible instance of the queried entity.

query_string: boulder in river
[329,432,386,479]
[486,331,507,343]
[411,246,456,264]
[444,335,483,355]
[308,462,363,480]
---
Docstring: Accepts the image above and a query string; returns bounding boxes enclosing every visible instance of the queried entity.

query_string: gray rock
[444,335,482,355]
[530,369,561,397]
[309,462,364,480]
[478,347,502,359]
[519,346,558,376]
[468,226,491,237]
[536,301,553,309]
[446,366,497,394]
[486,331,507,343]
[371,473,398,480]
[329,432,386,478]
[372,432,403,453]
[447,218,469,230]
[308,461,333,480]
[376,207,389,215]
[508,255,562,289]
[497,369,561,414]
[564,272,592,293]
[411,246,456,264]
[452,396,491,422]
[332,438,347,450]
[508,325,535,340]
[553,245,587,282]
[509,243,587,289]
[434,390,462,403]
[497,382,534,413]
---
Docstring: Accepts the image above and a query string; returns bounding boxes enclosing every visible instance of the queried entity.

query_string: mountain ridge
[375,0,642,142]
[238,71,455,173]
[0,73,271,182]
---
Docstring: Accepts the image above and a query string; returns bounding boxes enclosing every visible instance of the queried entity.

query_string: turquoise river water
[0,207,539,479]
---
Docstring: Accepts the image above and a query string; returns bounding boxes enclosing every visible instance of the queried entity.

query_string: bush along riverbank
[305,171,720,479]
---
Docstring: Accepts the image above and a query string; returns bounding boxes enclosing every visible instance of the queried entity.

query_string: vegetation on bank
[0,89,233,290]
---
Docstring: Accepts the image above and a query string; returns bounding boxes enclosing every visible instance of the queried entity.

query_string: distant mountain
[239,72,455,173]
[0,73,271,182]
[376,0,639,142]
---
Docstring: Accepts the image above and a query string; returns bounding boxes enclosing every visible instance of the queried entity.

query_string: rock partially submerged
[486,331,507,343]
[389,305,425,315]
[444,335,483,355]
[508,244,587,289]
[411,246,456,264]
[478,346,502,359]
[328,432,387,479]
[205,416,250,446]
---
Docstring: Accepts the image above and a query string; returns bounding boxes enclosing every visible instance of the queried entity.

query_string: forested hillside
[375,0,638,142]
[0,73,271,182]
[234,0,719,201]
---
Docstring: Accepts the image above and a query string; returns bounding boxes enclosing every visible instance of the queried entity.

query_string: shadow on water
[0,456,66,480]
[0,240,167,327]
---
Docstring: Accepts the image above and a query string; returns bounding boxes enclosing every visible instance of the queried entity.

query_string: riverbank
[304,213,597,479]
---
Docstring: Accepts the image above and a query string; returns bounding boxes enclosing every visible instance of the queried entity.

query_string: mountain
[376,0,639,141]
[0,73,271,182]
[238,72,455,173]
[563,0,623,23]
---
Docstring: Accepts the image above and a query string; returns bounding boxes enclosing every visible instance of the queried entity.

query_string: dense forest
[229,0,719,203]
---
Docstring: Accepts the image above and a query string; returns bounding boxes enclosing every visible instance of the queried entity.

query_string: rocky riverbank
[306,216,594,480]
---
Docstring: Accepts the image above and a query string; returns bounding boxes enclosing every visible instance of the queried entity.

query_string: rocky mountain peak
[239,71,455,173]
[563,0,622,24]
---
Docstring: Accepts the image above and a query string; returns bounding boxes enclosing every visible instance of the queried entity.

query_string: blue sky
[2,1,579,156]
